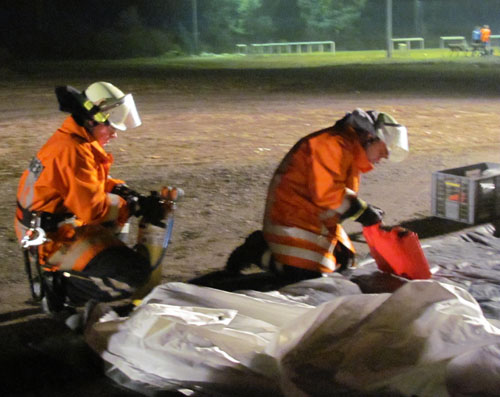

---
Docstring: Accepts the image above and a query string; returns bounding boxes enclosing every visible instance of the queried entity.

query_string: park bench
[236,41,336,55]
[390,37,424,51]
[440,36,467,49]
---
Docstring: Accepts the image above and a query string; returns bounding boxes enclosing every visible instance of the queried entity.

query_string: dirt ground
[1,68,500,395]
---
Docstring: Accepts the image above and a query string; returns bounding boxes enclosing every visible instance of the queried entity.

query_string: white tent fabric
[86,276,500,397]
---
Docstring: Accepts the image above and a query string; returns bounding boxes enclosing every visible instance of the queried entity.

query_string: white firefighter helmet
[85,82,141,131]
[375,112,409,162]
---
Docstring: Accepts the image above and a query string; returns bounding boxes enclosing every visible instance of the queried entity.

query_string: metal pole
[386,0,393,58]
[192,0,199,54]
[414,0,423,37]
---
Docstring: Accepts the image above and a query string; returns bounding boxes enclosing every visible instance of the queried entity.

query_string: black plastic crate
[431,162,500,224]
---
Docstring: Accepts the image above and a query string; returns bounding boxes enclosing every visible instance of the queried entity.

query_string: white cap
[85,82,141,131]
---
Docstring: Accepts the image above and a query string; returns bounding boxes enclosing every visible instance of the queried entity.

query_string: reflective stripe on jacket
[15,116,128,270]
[263,125,373,273]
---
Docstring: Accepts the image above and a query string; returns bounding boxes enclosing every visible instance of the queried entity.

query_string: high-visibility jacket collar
[59,116,112,162]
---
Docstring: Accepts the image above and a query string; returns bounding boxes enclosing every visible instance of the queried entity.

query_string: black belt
[16,201,73,232]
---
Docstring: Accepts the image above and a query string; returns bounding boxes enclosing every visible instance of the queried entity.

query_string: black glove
[355,204,385,227]
[112,185,171,226]
[340,196,384,227]
[137,192,166,226]
[111,184,144,216]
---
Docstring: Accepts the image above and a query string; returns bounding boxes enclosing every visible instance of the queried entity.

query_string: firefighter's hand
[111,184,143,216]
[355,204,385,227]
[137,192,166,225]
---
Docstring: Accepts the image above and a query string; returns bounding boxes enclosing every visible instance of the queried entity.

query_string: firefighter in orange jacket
[226,109,409,282]
[15,82,152,312]
[480,25,491,44]
[480,24,492,55]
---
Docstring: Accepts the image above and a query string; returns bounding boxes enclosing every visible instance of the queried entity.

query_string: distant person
[225,109,409,283]
[480,24,492,54]
[472,26,482,44]
[15,82,157,319]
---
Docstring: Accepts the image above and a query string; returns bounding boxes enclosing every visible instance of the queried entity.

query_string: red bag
[362,223,431,280]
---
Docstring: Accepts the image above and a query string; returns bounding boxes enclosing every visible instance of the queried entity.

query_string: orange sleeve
[105,177,126,193]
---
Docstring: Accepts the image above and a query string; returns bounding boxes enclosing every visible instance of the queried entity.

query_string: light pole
[414,0,423,37]
[386,0,393,58]
[192,0,199,54]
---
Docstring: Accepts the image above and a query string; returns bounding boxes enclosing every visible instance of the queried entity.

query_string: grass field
[144,48,500,68]
[13,47,500,68]
[7,48,500,97]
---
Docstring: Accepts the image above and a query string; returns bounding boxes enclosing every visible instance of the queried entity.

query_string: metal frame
[23,247,46,301]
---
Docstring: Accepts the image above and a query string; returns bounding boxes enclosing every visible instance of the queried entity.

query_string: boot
[226,230,268,274]
[334,243,355,273]
[41,272,68,314]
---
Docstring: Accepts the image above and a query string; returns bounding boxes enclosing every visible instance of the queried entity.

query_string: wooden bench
[440,36,466,49]
[247,41,336,55]
[390,37,424,51]
[236,44,248,55]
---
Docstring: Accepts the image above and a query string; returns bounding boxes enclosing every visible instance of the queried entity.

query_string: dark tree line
[1,0,499,60]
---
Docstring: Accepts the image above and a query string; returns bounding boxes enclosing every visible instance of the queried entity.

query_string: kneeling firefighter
[15,82,167,312]
[226,109,409,283]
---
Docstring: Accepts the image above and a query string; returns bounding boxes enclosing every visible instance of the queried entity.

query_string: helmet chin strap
[357,130,380,150]
[83,119,105,139]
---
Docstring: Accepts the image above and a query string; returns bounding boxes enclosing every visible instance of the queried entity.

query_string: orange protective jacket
[481,27,491,43]
[263,125,373,273]
[15,116,129,271]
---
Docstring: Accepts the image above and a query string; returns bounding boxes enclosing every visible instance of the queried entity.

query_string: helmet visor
[102,94,141,131]
[379,124,409,162]
[376,113,409,162]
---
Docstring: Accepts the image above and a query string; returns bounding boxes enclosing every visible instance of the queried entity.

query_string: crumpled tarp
[423,224,500,319]
[86,272,500,396]
[348,224,500,319]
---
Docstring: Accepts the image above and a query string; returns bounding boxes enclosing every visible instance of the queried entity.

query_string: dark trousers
[197,231,354,292]
[60,246,150,306]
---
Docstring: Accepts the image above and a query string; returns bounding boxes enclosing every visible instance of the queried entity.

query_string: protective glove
[340,195,385,227]
[355,203,385,227]
[111,184,144,217]
[137,192,166,226]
